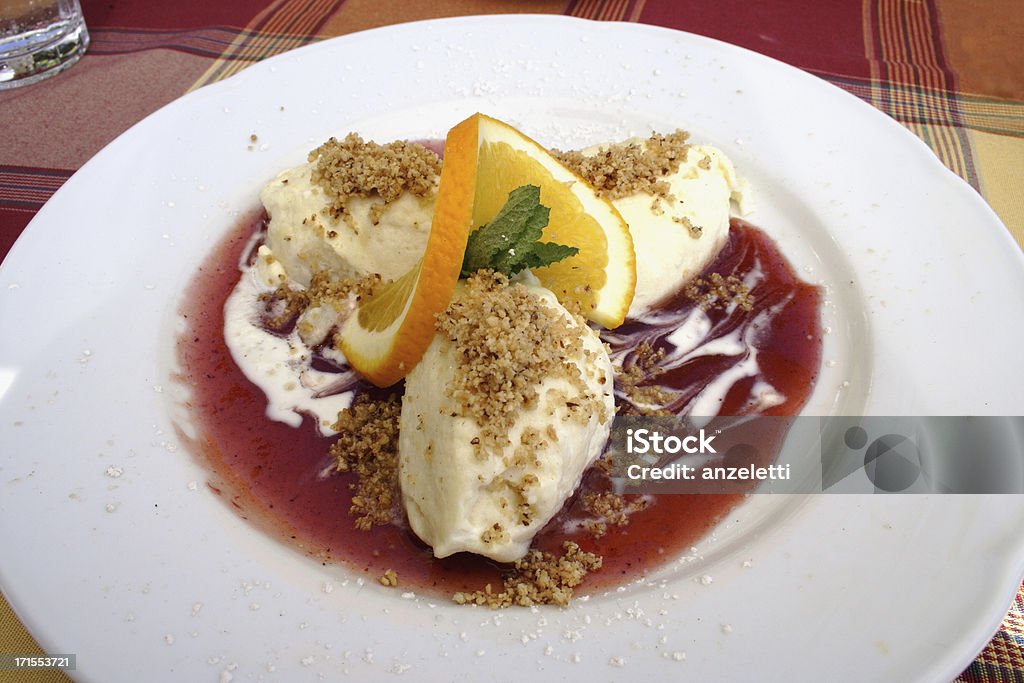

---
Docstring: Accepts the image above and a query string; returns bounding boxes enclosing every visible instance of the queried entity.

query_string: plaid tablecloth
[1,1,1021,681]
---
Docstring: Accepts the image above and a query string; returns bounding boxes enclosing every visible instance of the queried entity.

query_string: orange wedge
[470,114,635,328]
[335,117,477,387]
[338,113,636,387]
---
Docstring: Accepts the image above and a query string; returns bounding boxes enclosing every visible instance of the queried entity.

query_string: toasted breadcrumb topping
[616,342,675,416]
[553,130,691,201]
[582,491,649,539]
[436,271,608,461]
[672,214,704,238]
[329,394,402,530]
[452,541,602,608]
[309,133,440,218]
[685,272,754,312]
[259,270,381,334]
[481,523,511,546]
[379,569,399,587]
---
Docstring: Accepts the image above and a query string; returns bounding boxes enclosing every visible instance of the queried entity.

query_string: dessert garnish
[459,184,578,278]
[337,113,636,387]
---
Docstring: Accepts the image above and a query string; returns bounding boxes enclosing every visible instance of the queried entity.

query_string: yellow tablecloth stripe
[0,598,69,683]
[972,130,1024,252]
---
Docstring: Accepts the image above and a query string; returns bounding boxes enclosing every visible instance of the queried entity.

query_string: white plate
[2,15,1024,683]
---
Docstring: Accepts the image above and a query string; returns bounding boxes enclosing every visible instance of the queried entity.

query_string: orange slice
[470,114,635,328]
[338,113,636,387]
[335,117,477,387]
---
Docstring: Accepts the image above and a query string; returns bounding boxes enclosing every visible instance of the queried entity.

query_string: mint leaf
[522,241,580,269]
[462,185,548,274]
[460,185,579,278]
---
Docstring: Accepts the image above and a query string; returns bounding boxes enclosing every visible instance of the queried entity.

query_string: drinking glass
[0,0,89,89]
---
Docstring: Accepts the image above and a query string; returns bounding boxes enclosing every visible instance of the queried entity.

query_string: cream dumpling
[397,274,614,562]
[259,134,440,285]
[557,133,748,317]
